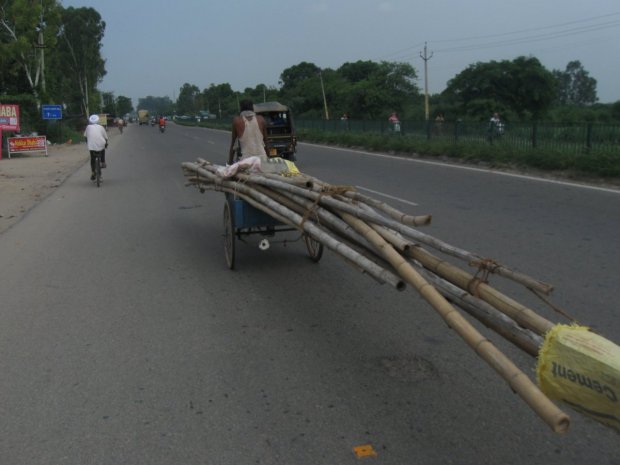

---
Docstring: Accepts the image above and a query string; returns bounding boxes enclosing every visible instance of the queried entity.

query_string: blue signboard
[42,104,62,120]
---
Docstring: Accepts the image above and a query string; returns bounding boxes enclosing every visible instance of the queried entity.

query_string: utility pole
[419,42,433,121]
[35,2,47,92]
[319,70,330,120]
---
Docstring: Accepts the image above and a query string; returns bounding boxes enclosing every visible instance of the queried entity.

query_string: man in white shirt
[84,114,109,180]
[228,99,269,165]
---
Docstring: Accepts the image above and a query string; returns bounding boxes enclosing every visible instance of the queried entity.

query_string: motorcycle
[159,124,165,133]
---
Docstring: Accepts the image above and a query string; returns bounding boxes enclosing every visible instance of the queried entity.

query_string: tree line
[1,0,130,132]
[174,58,620,124]
[3,0,620,137]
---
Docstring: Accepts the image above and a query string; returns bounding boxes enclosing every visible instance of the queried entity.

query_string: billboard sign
[7,136,48,159]
[0,104,20,131]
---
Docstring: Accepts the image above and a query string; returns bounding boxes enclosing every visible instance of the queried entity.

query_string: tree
[337,60,419,119]
[279,62,321,92]
[611,101,620,122]
[137,96,173,115]
[116,96,133,117]
[56,6,106,117]
[443,56,556,120]
[552,60,598,106]
[176,83,201,115]
[0,0,62,103]
[202,83,237,118]
[102,91,115,115]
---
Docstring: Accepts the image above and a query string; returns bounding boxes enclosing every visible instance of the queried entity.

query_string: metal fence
[295,119,620,154]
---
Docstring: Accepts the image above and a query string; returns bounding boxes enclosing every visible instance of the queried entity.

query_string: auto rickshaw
[254,101,297,161]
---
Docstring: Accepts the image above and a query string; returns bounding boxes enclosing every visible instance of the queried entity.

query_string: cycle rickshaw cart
[223,192,323,269]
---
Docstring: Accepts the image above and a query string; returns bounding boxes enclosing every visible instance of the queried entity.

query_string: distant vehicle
[98,113,109,127]
[254,101,297,161]
[198,110,217,120]
[137,109,150,126]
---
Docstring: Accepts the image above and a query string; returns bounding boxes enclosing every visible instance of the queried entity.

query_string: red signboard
[7,136,48,159]
[0,104,20,131]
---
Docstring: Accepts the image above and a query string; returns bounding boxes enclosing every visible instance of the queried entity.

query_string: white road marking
[355,186,419,207]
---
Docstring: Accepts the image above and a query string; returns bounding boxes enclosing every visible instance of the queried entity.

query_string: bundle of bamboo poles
[182,158,575,432]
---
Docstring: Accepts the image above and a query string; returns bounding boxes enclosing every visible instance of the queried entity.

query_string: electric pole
[319,70,330,120]
[420,42,433,121]
[35,3,47,93]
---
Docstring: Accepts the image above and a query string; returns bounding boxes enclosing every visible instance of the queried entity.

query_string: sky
[61,0,620,108]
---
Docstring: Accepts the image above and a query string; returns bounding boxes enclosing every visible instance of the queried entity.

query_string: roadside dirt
[0,129,121,235]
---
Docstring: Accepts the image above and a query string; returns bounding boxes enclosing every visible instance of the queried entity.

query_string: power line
[433,19,620,54]
[431,11,620,45]
[377,12,620,62]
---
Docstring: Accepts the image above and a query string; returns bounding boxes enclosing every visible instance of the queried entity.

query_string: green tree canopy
[279,62,321,92]
[336,60,419,119]
[137,96,174,115]
[176,83,201,115]
[102,91,115,115]
[276,60,419,119]
[552,60,598,106]
[0,0,62,102]
[202,82,237,118]
[56,6,106,116]
[116,96,133,117]
[443,56,556,120]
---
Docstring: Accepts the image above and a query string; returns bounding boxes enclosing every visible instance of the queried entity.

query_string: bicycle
[92,150,103,187]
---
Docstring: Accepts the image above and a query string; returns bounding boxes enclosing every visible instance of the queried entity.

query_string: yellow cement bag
[260,156,300,176]
[282,159,301,176]
[536,324,620,431]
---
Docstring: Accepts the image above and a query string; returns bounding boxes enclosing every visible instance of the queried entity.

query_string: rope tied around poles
[467,258,501,297]
[299,185,356,230]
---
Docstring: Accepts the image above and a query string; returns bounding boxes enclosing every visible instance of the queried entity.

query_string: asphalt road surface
[1,123,618,464]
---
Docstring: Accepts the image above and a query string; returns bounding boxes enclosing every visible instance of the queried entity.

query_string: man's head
[240,99,254,112]
[88,114,99,124]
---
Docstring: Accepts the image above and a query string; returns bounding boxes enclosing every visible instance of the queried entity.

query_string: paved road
[0,123,618,464]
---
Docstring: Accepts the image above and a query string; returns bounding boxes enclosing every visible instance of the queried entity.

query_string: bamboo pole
[182,163,406,290]
[367,222,544,355]
[406,246,555,335]
[415,265,544,356]
[182,160,573,432]
[337,210,570,433]
[341,190,432,227]
[228,172,552,294]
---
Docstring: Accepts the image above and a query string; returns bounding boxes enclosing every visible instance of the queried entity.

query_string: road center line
[355,186,419,207]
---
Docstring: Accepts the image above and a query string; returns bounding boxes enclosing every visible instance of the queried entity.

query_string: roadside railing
[295,119,620,154]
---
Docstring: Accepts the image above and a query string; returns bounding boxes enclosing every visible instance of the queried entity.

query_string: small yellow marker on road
[353,444,377,459]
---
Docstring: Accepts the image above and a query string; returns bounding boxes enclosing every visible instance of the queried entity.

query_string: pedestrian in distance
[434,112,445,136]
[488,112,504,143]
[388,112,401,133]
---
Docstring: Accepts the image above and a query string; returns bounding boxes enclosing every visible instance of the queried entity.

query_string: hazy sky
[61,0,620,107]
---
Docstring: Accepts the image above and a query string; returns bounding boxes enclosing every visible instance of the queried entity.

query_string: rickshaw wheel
[223,202,235,269]
[304,234,323,262]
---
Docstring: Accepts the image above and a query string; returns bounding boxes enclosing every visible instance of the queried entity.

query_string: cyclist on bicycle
[84,114,109,180]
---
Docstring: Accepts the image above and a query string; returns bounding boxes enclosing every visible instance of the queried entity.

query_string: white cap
[88,114,99,124]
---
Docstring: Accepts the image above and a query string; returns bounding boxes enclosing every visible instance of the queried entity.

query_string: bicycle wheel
[95,156,102,187]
